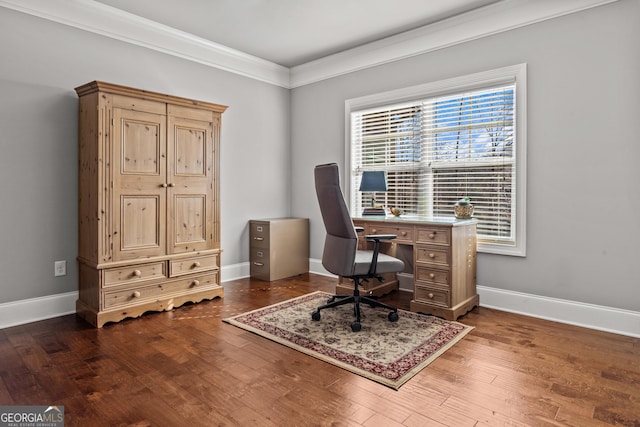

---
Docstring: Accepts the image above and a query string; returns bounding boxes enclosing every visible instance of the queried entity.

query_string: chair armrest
[354,226,365,233]
[365,234,397,241]
[364,234,397,277]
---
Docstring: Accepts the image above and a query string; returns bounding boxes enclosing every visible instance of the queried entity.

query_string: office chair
[312,163,404,332]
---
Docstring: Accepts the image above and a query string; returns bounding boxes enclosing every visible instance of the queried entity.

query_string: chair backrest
[314,163,358,276]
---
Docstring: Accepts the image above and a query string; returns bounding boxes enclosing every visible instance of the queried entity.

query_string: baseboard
[477,286,640,338]
[3,263,638,337]
[220,262,250,282]
[0,291,77,330]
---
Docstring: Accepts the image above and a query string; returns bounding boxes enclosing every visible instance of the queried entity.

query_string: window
[346,64,526,256]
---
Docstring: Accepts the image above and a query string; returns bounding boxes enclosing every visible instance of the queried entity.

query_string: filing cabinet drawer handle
[253,237,264,241]
[253,262,264,267]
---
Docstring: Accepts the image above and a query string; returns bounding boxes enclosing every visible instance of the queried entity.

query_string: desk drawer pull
[132,291,141,298]
[253,237,264,241]
[192,261,201,268]
[428,293,434,299]
[192,279,200,287]
[253,262,264,267]
[429,233,436,239]
[133,269,142,277]
[429,253,436,259]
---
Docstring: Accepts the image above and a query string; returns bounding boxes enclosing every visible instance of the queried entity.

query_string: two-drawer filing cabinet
[249,218,309,281]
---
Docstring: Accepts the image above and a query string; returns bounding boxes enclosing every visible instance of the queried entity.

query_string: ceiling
[93,0,500,67]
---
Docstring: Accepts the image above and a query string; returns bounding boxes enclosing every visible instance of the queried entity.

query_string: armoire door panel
[167,113,214,254]
[114,191,166,260]
[121,119,163,175]
[174,126,206,176]
[173,194,207,245]
[114,108,166,181]
[120,195,162,249]
[113,107,167,260]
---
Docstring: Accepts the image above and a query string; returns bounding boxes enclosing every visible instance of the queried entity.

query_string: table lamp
[359,171,387,216]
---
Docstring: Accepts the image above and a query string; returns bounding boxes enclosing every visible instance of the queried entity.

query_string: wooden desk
[340,216,479,321]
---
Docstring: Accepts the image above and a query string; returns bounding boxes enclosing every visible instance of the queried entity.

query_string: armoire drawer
[103,273,219,309]
[103,262,167,288]
[169,254,219,277]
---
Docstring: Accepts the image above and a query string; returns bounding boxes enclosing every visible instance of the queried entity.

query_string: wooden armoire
[75,81,227,327]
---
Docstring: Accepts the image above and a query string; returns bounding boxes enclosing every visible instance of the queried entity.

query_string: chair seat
[353,250,405,276]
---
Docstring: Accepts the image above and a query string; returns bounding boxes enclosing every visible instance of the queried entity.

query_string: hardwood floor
[1,274,638,426]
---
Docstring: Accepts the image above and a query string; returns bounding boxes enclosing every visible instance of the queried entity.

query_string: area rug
[223,291,474,389]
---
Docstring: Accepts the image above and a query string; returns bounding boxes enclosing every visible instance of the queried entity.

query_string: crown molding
[289,0,619,88]
[0,0,619,89]
[0,0,291,88]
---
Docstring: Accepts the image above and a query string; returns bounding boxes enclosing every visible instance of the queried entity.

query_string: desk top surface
[352,215,477,226]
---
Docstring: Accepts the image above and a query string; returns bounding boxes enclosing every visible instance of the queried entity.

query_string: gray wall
[291,0,640,311]
[0,9,290,304]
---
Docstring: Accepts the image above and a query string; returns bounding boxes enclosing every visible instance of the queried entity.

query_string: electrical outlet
[54,260,66,277]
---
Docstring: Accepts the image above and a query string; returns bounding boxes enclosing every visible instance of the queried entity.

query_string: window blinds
[351,84,516,245]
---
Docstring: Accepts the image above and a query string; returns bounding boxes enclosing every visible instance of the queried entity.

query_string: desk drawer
[415,266,450,287]
[103,262,166,288]
[366,224,414,243]
[416,226,450,246]
[416,245,450,267]
[414,285,450,307]
[170,254,218,277]
[103,272,219,308]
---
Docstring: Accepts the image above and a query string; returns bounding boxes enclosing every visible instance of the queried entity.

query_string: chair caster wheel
[388,311,399,322]
[351,322,361,332]
[312,311,321,321]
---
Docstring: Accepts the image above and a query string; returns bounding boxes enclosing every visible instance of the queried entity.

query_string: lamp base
[361,207,386,216]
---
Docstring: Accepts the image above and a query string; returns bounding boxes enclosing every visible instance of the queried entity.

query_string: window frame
[344,64,527,256]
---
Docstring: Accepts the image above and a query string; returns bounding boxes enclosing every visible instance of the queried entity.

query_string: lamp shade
[359,171,387,192]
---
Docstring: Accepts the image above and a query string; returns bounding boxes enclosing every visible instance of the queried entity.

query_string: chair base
[311,286,399,332]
